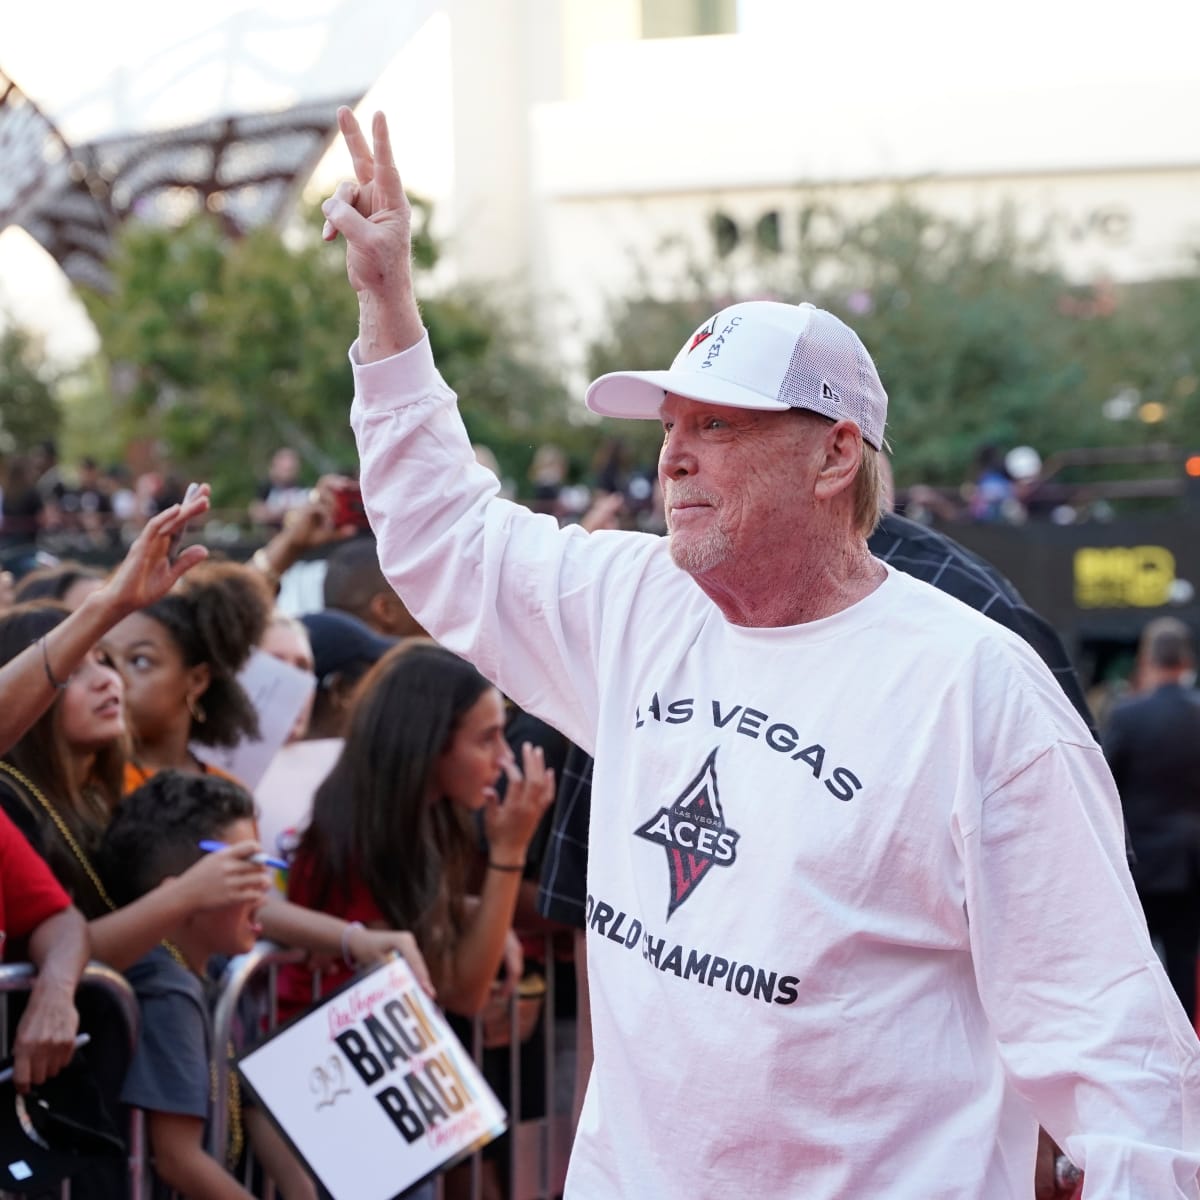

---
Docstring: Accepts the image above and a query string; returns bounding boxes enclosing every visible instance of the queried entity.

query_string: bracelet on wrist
[39,636,68,691]
[487,860,525,873]
[340,920,364,968]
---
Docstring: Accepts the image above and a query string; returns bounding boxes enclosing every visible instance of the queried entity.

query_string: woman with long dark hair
[280,639,554,1017]
[102,559,433,985]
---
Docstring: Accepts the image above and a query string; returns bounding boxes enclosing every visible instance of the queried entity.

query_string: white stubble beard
[667,517,733,576]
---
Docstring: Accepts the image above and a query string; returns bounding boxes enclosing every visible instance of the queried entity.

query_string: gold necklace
[0,761,114,909]
[0,760,244,1167]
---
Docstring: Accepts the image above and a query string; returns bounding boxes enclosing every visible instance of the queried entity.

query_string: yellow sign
[1074,545,1176,608]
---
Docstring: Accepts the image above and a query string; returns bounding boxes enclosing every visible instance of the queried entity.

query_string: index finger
[371,111,405,212]
[11,1047,31,1093]
[338,105,375,187]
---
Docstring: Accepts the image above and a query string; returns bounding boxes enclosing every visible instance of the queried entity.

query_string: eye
[661,421,674,434]
[704,416,728,430]
[130,654,152,670]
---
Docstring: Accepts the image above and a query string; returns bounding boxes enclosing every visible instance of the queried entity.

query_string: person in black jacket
[1103,617,1200,1020]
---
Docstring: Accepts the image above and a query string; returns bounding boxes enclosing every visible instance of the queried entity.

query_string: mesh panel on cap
[778,308,885,448]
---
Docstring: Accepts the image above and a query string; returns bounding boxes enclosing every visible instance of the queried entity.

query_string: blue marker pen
[199,840,289,872]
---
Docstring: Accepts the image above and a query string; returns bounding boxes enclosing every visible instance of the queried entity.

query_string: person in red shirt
[0,805,88,1091]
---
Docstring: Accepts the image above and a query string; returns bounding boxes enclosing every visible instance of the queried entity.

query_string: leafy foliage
[76,202,571,504]
[6,194,1198,500]
[587,198,1200,487]
[0,324,61,455]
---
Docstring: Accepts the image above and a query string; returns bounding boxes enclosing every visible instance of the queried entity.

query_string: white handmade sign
[192,648,315,789]
[238,958,505,1200]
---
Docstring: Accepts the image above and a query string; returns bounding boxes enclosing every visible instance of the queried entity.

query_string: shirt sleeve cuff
[349,331,442,413]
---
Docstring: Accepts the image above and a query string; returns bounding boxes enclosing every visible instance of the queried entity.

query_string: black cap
[300,609,396,685]
[0,1054,125,1193]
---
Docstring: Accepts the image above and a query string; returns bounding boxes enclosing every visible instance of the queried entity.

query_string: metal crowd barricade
[210,937,575,1200]
[0,960,145,1200]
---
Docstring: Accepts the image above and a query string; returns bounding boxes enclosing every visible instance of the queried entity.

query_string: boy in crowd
[100,771,269,1199]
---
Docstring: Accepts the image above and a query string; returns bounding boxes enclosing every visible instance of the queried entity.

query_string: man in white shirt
[320,108,1200,1198]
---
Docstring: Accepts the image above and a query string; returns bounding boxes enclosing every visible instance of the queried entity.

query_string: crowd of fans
[0,444,631,1199]
[2,433,1193,1199]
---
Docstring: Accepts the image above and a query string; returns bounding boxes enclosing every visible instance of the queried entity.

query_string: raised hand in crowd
[249,474,364,594]
[484,741,556,871]
[0,486,210,757]
[100,483,210,609]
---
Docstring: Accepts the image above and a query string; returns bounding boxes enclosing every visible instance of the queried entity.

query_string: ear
[373,589,426,639]
[812,420,864,504]
[367,590,395,632]
[186,661,212,699]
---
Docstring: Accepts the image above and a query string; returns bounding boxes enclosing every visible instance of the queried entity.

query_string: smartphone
[330,481,370,531]
[167,482,203,563]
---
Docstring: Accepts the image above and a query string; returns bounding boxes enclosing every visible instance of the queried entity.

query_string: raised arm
[0,489,210,755]
[321,107,423,362]
[438,743,555,1016]
[90,841,271,972]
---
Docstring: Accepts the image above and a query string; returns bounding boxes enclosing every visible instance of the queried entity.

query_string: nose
[659,424,697,482]
[89,661,123,696]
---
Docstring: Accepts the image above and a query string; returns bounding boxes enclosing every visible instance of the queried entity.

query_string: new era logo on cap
[583,300,887,449]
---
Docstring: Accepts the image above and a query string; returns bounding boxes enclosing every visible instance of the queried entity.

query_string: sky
[1,0,1196,365]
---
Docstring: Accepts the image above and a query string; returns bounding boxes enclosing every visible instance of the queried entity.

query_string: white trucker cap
[584,300,887,450]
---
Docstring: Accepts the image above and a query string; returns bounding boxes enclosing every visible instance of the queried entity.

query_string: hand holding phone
[167,482,203,564]
[330,480,370,531]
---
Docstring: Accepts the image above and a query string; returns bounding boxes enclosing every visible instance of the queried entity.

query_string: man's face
[271,449,300,485]
[657,393,823,577]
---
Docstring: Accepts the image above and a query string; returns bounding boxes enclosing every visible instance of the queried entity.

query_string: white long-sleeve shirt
[351,332,1200,1198]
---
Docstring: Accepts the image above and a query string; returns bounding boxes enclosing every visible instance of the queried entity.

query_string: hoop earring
[187,694,207,724]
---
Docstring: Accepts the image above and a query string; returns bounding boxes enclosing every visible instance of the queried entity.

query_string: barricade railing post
[542,932,557,1200]
[470,1013,484,1200]
[508,974,521,1200]
[209,941,307,1164]
[0,961,143,1200]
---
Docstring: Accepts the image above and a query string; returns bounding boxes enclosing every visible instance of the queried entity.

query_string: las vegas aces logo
[634,748,740,918]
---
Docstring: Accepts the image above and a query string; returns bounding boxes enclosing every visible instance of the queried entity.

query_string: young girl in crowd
[278,640,555,1020]
[105,560,272,789]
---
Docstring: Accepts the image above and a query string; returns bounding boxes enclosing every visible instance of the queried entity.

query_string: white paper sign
[254,738,343,863]
[238,958,506,1200]
[191,649,315,789]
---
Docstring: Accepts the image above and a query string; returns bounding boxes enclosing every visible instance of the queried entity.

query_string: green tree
[0,323,62,455]
[80,203,571,504]
[588,198,1200,488]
